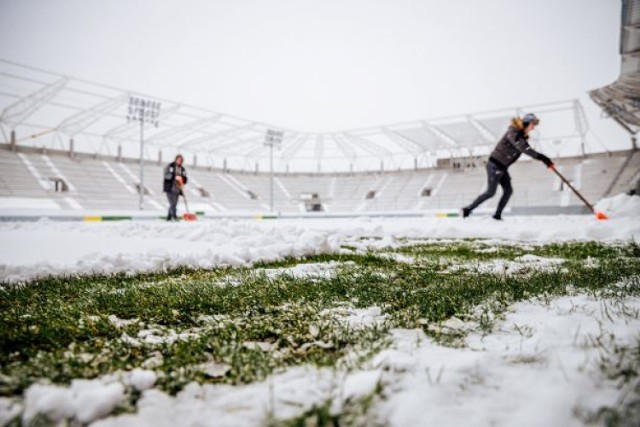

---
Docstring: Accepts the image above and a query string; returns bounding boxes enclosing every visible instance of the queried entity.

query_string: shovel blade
[183,213,198,221]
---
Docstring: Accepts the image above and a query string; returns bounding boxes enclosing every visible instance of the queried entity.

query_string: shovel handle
[549,165,595,213]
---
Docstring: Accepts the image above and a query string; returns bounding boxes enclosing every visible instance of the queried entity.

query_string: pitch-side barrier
[0,205,591,222]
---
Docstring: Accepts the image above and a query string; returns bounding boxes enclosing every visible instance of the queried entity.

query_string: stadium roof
[1,59,592,173]
[590,0,640,139]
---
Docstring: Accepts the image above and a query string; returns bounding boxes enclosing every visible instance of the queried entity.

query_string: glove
[539,154,553,168]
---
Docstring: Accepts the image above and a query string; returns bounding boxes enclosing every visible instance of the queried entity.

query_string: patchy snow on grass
[320,306,386,329]
[449,254,567,275]
[16,294,637,427]
[2,215,640,425]
[372,294,640,427]
[136,327,202,346]
[260,261,349,280]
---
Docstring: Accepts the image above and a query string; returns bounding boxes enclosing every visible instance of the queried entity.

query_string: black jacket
[163,161,188,193]
[489,121,545,169]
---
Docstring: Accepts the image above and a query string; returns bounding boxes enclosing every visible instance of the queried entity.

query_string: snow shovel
[181,191,198,221]
[549,165,608,220]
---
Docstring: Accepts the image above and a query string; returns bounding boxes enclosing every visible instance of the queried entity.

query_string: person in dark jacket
[163,154,188,221]
[462,113,553,220]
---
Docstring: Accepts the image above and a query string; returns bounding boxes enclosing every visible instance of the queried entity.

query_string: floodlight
[127,96,162,210]
[264,129,284,212]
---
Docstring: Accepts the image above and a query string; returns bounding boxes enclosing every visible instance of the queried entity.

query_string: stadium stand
[0,144,634,214]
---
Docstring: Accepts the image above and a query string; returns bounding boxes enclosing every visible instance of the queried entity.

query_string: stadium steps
[0,147,634,213]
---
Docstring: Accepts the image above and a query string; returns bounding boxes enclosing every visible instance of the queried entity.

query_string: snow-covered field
[1,209,639,284]
[1,194,639,426]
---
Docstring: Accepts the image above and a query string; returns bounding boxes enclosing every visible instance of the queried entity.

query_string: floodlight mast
[264,129,284,212]
[127,97,160,210]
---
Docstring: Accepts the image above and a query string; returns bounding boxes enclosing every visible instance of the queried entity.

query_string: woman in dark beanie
[462,113,553,220]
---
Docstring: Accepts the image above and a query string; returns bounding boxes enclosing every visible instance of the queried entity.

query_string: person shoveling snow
[162,154,189,222]
[461,113,553,221]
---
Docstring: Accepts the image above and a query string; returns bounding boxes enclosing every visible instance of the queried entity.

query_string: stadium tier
[1,144,637,214]
[590,0,640,139]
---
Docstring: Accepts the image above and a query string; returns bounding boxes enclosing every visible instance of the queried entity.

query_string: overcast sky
[0,0,630,147]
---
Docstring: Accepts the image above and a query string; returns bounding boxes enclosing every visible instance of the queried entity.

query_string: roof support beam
[246,133,299,159]
[102,104,181,143]
[422,122,459,149]
[332,134,357,161]
[0,77,67,127]
[381,127,424,155]
[145,112,221,145]
[467,116,497,143]
[57,93,128,136]
[177,123,257,149]
[282,135,308,160]
[343,134,393,157]
[314,135,324,161]
[211,135,264,155]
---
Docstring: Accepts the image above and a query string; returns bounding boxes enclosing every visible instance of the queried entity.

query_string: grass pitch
[1,239,639,425]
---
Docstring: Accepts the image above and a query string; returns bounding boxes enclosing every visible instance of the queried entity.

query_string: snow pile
[15,370,157,425]
[0,398,21,426]
[0,221,341,283]
[280,215,640,244]
[87,366,379,427]
[12,366,381,427]
[1,214,639,284]
[595,193,640,218]
[129,369,156,392]
[22,381,125,425]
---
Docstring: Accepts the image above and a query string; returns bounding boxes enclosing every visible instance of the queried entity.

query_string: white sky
[0,0,632,149]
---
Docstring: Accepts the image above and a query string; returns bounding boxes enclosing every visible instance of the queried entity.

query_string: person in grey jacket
[462,113,553,220]
[163,154,188,221]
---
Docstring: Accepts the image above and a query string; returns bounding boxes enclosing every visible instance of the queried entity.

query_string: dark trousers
[466,161,513,217]
[166,189,180,219]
